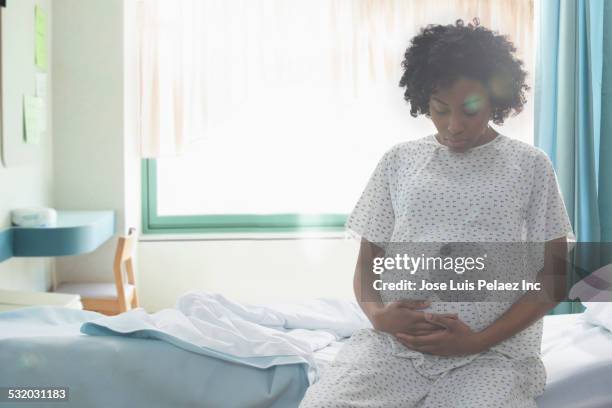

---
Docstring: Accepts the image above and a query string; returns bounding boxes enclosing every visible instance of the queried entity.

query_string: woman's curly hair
[398,19,528,125]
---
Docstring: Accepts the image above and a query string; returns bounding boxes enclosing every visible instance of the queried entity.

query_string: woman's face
[429,77,496,152]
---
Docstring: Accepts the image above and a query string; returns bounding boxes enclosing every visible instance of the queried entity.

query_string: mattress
[0,307,308,408]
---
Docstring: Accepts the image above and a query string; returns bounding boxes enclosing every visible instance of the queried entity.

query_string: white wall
[52,0,127,284]
[0,0,54,291]
[123,0,141,246]
[138,237,359,311]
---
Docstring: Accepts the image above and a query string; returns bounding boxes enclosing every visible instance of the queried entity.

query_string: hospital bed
[1,307,611,408]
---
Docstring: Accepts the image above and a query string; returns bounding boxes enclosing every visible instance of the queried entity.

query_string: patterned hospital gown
[300,134,574,408]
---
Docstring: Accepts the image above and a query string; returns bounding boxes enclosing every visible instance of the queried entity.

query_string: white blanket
[81,291,371,381]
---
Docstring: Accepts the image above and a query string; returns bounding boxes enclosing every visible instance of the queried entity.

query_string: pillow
[583,302,612,332]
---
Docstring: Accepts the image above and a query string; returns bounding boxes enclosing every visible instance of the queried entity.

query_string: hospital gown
[300,134,573,408]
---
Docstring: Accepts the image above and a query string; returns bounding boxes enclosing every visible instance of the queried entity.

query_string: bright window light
[152,1,534,219]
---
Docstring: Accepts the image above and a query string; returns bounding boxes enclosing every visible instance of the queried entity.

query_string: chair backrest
[113,228,138,311]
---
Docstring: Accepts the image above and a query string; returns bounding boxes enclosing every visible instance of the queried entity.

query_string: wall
[138,237,359,311]
[52,0,127,285]
[0,0,54,291]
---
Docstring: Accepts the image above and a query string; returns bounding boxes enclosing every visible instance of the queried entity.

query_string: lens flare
[463,94,482,114]
[488,72,514,101]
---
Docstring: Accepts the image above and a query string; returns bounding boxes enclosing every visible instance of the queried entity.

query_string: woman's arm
[353,238,386,318]
[474,237,567,349]
[354,238,453,336]
[396,237,568,355]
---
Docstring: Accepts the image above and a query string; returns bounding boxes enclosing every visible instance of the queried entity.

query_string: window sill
[139,229,353,242]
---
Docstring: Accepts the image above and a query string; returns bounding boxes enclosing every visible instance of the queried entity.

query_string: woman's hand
[371,300,457,337]
[395,313,486,356]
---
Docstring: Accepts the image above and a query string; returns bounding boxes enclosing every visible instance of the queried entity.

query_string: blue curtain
[535,0,612,314]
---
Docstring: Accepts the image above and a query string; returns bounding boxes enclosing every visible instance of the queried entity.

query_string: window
[140,0,535,234]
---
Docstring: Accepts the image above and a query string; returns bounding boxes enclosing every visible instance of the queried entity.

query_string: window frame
[141,159,348,234]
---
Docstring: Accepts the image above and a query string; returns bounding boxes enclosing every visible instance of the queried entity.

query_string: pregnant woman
[300,19,573,408]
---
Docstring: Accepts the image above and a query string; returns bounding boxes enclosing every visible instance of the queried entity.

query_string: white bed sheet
[538,313,612,408]
[313,314,612,408]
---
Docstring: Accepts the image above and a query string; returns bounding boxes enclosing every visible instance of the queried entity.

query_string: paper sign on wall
[35,6,47,70]
[23,95,44,145]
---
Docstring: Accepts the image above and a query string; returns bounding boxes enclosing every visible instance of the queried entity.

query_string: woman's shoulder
[497,135,553,165]
[373,136,436,173]
[381,135,437,160]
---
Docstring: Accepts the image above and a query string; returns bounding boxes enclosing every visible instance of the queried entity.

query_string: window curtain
[136,0,207,158]
[136,0,533,158]
[535,0,612,314]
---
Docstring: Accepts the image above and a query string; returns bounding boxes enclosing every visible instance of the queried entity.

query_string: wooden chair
[54,228,139,315]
